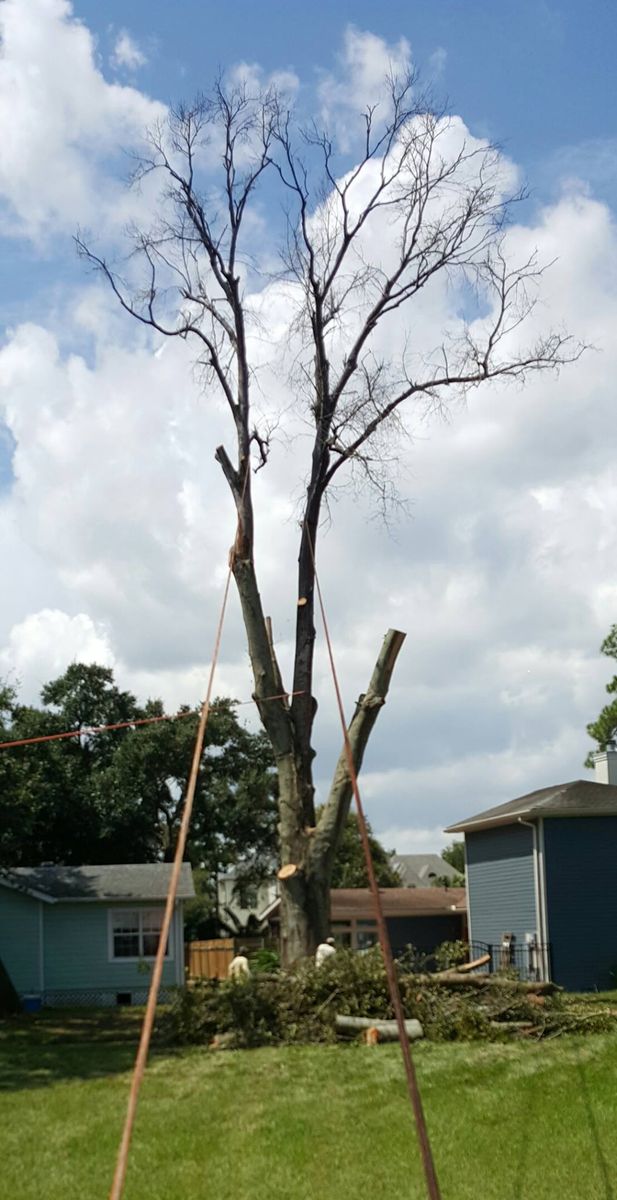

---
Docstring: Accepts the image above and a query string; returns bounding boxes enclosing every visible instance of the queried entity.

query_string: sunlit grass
[1,1009,616,1199]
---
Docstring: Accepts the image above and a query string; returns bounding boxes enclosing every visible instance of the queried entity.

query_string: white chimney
[593,750,617,785]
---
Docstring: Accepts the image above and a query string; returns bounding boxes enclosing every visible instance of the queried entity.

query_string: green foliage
[328,810,400,888]
[585,624,617,765]
[0,663,277,876]
[432,940,469,971]
[165,944,617,1050]
[441,840,465,876]
[250,947,281,973]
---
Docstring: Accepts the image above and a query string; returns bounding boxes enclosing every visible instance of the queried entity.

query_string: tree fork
[279,628,406,962]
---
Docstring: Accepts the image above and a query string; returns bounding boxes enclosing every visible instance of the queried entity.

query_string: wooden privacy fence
[186,939,235,980]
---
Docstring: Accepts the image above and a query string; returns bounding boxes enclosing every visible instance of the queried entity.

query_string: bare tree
[78,74,579,961]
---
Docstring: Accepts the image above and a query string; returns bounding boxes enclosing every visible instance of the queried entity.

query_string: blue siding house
[445,751,617,991]
[0,863,195,1007]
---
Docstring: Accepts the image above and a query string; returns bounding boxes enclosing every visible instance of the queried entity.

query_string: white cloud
[111,30,147,72]
[0,609,114,701]
[318,27,412,147]
[0,0,164,238]
[1,21,617,856]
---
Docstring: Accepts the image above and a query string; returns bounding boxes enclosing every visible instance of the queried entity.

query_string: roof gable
[445,780,617,834]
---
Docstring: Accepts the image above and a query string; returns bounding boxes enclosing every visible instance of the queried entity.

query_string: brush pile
[162,947,617,1048]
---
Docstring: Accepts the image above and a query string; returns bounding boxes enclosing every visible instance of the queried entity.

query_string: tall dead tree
[78,74,579,960]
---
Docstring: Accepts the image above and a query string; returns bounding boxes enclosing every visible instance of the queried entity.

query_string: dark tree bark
[77,75,581,960]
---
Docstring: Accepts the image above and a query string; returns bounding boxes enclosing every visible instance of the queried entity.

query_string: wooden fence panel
[186,939,235,980]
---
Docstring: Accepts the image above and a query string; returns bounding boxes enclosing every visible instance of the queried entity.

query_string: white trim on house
[537,818,551,980]
[106,906,174,964]
[38,901,45,993]
[463,839,473,945]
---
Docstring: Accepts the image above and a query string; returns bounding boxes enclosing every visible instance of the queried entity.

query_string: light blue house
[0,863,195,1007]
[445,751,617,991]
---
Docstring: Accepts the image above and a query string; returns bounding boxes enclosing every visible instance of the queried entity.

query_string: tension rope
[23,455,440,1199]
[306,524,442,1200]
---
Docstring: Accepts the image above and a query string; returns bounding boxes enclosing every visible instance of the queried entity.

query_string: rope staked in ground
[306,527,443,1200]
[108,564,234,1200]
[108,462,252,1200]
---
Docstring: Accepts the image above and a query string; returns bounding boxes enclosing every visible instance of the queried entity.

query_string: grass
[1,1009,617,1199]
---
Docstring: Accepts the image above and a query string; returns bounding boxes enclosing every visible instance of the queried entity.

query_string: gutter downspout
[38,901,45,997]
[518,818,549,981]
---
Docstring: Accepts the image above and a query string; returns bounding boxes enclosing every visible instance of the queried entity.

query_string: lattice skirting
[38,987,176,1008]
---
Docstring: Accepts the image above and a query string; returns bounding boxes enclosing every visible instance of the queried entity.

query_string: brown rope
[108,563,233,1200]
[306,528,442,1200]
[0,692,305,752]
[108,462,254,1200]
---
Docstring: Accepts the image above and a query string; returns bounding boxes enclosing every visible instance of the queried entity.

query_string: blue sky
[74,0,617,189]
[1,1,617,850]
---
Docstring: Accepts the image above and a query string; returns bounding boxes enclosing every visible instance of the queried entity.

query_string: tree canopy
[80,68,578,958]
[325,809,400,888]
[585,625,617,766]
[0,663,276,878]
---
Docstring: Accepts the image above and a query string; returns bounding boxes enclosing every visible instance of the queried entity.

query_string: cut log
[335,1015,423,1040]
[277,863,299,881]
[457,954,491,973]
[422,972,558,994]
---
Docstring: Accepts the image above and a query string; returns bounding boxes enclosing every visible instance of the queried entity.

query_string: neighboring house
[390,853,459,888]
[0,863,195,1007]
[445,750,617,991]
[216,867,278,931]
[266,887,467,955]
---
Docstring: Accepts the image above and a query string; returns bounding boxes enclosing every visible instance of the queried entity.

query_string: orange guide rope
[0,692,304,752]
[307,528,443,1200]
[108,561,234,1200]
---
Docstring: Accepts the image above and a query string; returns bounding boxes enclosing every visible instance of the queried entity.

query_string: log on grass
[424,973,559,994]
[335,1015,423,1041]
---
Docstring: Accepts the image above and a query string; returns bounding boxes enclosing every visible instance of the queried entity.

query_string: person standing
[228,946,251,981]
[315,936,337,967]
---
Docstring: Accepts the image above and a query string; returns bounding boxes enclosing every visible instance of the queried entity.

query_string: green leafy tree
[442,840,465,877]
[327,810,400,888]
[0,665,277,875]
[585,625,617,766]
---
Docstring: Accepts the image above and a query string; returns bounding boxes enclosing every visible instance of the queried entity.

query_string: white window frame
[107,907,174,963]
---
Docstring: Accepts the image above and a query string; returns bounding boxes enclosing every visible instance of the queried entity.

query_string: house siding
[465,824,537,950]
[543,816,617,991]
[43,902,180,996]
[0,888,185,1004]
[0,888,41,994]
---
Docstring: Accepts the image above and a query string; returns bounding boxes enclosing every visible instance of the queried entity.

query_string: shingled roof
[0,864,195,903]
[445,779,617,834]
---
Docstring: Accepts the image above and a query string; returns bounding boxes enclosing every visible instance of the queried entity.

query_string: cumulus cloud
[319,26,410,133]
[111,30,147,72]
[1,20,617,852]
[0,609,114,700]
[0,0,164,238]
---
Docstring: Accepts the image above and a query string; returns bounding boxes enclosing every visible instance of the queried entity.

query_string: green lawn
[1,1010,616,1200]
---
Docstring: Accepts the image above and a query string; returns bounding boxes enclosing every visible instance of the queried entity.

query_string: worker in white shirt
[315,936,337,967]
[228,946,251,981]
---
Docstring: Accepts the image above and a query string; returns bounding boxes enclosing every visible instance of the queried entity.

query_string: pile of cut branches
[162,948,617,1048]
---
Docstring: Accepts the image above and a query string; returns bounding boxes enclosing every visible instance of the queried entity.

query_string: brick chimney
[593,749,617,785]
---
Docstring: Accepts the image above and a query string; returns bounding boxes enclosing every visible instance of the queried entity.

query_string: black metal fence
[467,940,552,983]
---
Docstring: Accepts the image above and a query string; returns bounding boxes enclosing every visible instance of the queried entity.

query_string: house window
[356,920,378,951]
[110,909,171,960]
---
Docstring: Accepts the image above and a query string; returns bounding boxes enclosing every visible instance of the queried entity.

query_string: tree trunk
[215,448,406,964]
[278,629,406,963]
